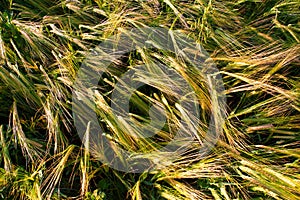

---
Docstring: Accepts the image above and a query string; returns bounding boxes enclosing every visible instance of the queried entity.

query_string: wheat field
[0,0,299,199]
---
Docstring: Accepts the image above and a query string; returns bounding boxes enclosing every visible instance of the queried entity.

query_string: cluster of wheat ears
[0,0,299,199]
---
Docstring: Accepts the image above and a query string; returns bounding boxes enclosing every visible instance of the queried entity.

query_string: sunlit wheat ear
[41,145,75,198]
[156,180,211,200]
[80,121,91,198]
[237,160,300,200]
[9,101,42,164]
[0,125,12,172]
